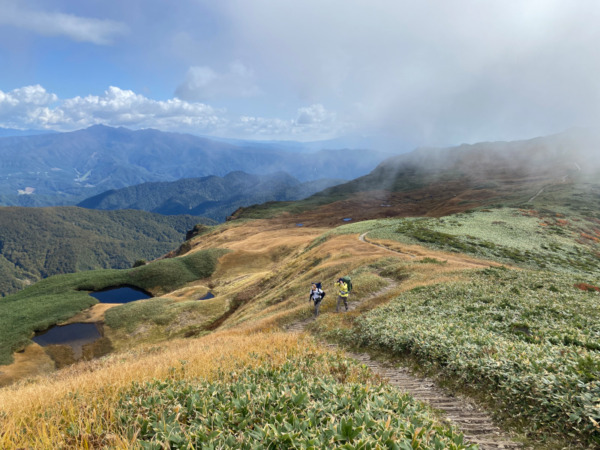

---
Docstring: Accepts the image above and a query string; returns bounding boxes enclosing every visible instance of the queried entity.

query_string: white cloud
[0,85,58,128]
[175,62,261,101]
[0,85,226,132]
[236,104,347,140]
[0,0,127,44]
[296,104,335,125]
[0,86,348,140]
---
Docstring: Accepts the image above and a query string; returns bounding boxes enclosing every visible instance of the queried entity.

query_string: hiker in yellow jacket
[334,278,349,312]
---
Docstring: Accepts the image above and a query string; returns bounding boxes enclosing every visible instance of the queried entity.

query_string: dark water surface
[199,292,215,300]
[89,286,152,303]
[33,323,102,358]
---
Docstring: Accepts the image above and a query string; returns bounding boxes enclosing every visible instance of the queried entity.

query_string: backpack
[341,276,352,292]
[310,282,325,302]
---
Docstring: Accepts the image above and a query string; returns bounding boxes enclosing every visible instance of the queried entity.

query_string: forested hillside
[78,171,344,221]
[0,207,209,296]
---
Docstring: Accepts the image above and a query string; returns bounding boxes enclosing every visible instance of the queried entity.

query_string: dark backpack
[341,276,352,292]
[310,282,325,302]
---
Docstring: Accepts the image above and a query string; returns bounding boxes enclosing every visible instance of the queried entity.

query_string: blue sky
[1,0,599,148]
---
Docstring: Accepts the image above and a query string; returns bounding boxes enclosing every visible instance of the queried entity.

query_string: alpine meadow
[1,129,599,449]
[2,2,600,448]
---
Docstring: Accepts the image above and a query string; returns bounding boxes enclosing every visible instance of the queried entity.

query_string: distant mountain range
[77,171,344,222]
[0,125,392,207]
[0,207,208,297]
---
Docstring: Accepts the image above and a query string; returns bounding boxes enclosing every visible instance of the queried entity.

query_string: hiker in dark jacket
[309,283,326,317]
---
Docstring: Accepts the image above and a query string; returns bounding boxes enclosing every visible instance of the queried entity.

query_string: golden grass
[104,296,229,351]
[370,237,506,269]
[0,214,509,447]
[0,343,55,388]
[0,330,324,449]
[61,303,119,324]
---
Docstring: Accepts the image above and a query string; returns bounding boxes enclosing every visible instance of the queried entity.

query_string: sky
[0,0,599,149]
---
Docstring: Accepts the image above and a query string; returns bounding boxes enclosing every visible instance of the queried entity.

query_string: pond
[342,218,352,222]
[33,323,102,358]
[89,286,152,303]
[199,292,215,300]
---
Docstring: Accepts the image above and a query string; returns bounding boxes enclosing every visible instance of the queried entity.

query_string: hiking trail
[359,232,417,258]
[286,248,523,448]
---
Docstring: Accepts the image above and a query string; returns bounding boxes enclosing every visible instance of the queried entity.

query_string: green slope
[0,206,213,296]
[0,248,228,365]
[77,171,345,222]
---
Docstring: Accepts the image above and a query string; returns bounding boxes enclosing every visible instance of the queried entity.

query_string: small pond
[89,286,152,303]
[342,218,352,222]
[296,223,304,227]
[199,292,215,300]
[33,323,102,358]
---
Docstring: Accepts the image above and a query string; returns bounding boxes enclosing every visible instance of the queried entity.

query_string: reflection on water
[89,286,152,303]
[33,323,102,358]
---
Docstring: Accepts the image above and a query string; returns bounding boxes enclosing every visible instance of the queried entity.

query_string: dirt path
[359,232,417,258]
[359,231,502,270]
[527,187,546,203]
[286,281,522,449]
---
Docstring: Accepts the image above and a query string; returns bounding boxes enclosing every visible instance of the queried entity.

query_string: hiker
[309,283,326,317]
[334,278,350,312]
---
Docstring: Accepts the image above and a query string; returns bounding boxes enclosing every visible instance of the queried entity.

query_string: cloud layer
[218,0,600,144]
[0,85,341,139]
[1,1,600,146]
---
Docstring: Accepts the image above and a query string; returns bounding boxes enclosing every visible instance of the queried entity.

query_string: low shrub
[115,352,474,449]
[354,268,600,444]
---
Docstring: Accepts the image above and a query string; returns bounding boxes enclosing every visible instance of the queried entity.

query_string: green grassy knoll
[105,296,226,342]
[320,205,600,274]
[347,268,600,445]
[525,173,600,216]
[0,249,228,365]
[115,352,474,449]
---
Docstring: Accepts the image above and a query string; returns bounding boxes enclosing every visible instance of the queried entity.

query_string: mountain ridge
[77,170,345,222]
[231,128,600,224]
[0,125,392,207]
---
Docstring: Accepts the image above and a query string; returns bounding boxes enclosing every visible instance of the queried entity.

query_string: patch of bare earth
[0,344,55,387]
